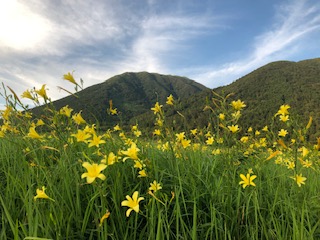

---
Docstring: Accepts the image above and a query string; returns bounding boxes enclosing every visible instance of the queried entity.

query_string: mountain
[213,58,320,139]
[33,72,209,129]
[32,58,320,139]
[148,58,320,139]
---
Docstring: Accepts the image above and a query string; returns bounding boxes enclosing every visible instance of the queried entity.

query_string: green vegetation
[0,74,320,239]
[215,58,320,140]
[32,71,208,131]
[31,58,320,140]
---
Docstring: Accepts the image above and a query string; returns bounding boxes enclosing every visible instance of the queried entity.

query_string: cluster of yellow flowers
[0,73,319,230]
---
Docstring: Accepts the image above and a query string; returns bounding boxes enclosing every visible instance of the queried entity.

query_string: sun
[0,0,50,50]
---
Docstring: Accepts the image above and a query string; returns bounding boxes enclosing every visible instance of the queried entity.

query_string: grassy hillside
[32,72,208,129]
[30,58,320,139]
[214,58,320,139]
[140,58,320,140]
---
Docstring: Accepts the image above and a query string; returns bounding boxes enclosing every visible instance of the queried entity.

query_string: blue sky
[0,0,320,107]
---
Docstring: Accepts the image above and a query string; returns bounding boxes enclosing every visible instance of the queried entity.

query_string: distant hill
[145,58,320,139]
[214,58,320,139]
[32,58,320,139]
[33,72,209,129]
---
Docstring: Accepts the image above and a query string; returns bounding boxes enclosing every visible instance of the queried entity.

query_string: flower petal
[98,174,106,181]
[121,200,129,207]
[132,191,139,201]
[126,208,133,217]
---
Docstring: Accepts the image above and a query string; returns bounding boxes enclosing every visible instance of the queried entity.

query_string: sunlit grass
[0,73,319,239]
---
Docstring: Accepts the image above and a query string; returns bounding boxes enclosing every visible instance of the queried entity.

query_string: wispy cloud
[0,0,319,109]
[191,0,320,88]
[0,0,220,104]
[117,13,218,73]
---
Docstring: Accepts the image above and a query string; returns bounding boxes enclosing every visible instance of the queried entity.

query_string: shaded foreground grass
[1,136,320,240]
[0,76,320,239]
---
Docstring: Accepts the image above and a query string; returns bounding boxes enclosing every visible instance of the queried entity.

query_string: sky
[0,0,320,108]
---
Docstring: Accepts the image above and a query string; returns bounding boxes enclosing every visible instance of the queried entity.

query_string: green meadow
[0,74,320,240]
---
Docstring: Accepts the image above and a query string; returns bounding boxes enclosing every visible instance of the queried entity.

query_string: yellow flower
[275,104,290,116]
[259,138,267,147]
[88,134,106,148]
[99,209,110,227]
[190,128,197,136]
[21,89,34,100]
[290,174,306,187]
[113,124,121,131]
[278,129,288,137]
[255,130,260,136]
[206,137,214,145]
[59,105,73,117]
[71,129,91,142]
[63,72,77,85]
[153,129,161,136]
[121,191,144,217]
[134,160,143,169]
[166,94,174,105]
[299,146,309,157]
[149,180,162,192]
[72,111,86,125]
[131,125,138,131]
[134,130,142,137]
[231,100,246,110]
[239,173,257,189]
[34,186,55,201]
[162,142,170,151]
[287,161,295,170]
[81,162,107,184]
[279,115,289,122]
[228,125,239,133]
[35,84,48,99]
[151,102,163,114]
[247,127,253,132]
[205,131,211,137]
[138,169,147,177]
[175,132,185,141]
[212,149,221,155]
[108,100,118,115]
[302,160,312,168]
[119,132,126,140]
[101,152,117,165]
[110,108,118,115]
[27,126,43,139]
[122,142,140,160]
[83,124,96,134]
[36,119,45,126]
[156,118,163,127]
[262,126,268,132]
[181,139,191,149]
[240,136,249,143]
[219,113,225,120]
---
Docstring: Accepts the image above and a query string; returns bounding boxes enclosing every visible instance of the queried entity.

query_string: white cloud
[0,0,319,110]
[191,0,320,88]
[0,0,221,107]
[116,13,218,73]
[253,0,320,61]
[0,0,51,51]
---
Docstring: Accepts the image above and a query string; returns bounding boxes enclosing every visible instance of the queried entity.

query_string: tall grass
[0,76,319,239]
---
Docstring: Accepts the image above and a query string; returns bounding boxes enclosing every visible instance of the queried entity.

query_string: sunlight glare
[0,0,50,50]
